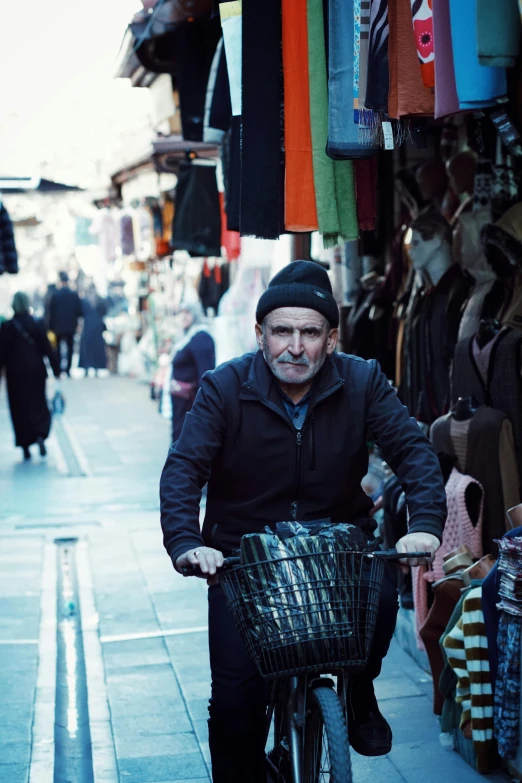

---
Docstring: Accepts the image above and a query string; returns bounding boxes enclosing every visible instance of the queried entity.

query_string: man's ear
[326,328,339,355]
[255,323,264,351]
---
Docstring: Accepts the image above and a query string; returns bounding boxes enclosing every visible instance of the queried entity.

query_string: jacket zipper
[292,430,303,520]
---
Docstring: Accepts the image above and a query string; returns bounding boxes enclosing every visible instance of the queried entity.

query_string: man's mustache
[276,352,310,366]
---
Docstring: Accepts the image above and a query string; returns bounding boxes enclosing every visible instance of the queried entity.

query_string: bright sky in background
[0,0,152,187]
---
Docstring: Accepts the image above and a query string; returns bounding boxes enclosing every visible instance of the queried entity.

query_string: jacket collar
[240,350,344,408]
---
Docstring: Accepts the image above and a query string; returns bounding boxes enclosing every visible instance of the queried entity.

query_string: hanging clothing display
[364,0,389,113]
[326,0,378,159]
[443,586,494,773]
[354,157,378,231]
[432,0,460,118]
[476,0,522,68]
[307,0,358,247]
[120,213,135,256]
[219,0,242,117]
[409,0,435,89]
[387,0,435,118]
[208,34,232,133]
[282,0,318,232]
[431,407,520,554]
[172,162,222,257]
[240,0,284,239]
[0,202,18,275]
[448,0,508,109]
[451,328,522,479]
[204,38,227,144]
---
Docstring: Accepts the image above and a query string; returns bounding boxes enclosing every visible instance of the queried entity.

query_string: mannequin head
[453,212,494,282]
[416,160,448,210]
[407,213,453,285]
[446,150,478,197]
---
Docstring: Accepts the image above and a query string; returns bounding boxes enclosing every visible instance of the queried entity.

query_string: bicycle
[186,545,429,783]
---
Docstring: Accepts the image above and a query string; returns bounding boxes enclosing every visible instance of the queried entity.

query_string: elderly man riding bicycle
[160,260,445,783]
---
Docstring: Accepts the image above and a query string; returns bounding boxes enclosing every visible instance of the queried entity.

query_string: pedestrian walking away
[49,270,83,376]
[79,283,107,376]
[161,301,216,443]
[0,291,60,460]
[160,260,447,782]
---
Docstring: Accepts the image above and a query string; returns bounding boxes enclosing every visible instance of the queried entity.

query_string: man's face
[255,307,338,387]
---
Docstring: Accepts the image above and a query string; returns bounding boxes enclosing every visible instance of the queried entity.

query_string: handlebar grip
[376,550,433,562]
[181,556,240,578]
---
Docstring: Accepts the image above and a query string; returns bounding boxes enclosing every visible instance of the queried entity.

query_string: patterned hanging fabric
[410,0,435,89]
[365,0,390,114]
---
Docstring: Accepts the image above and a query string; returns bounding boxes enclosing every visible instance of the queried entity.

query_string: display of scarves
[410,0,435,89]
[448,0,507,109]
[364,0,390,113]
[307,0,358,247]
[476,0,521,68]
[387,0,435,118]
[326,0,378,159]
[282,0,318,232]
[356,1,372,119]
[219,1,242,116]
[240,0,284,239]
[432,0,460,118]
[203,38,226,144]
[355,157,378,231]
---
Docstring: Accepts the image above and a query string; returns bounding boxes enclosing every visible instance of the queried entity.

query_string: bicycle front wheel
[303,685,352,783]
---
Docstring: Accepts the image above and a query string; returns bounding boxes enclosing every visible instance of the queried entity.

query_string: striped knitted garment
[443,586,493,773]
[413,467,483,648]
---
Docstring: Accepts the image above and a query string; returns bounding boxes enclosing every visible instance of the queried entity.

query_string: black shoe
[37,437,47,457]
[23,447,31,461]
[347,680,392,757]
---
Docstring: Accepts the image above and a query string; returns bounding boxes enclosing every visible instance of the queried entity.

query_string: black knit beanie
[256,260,339,327]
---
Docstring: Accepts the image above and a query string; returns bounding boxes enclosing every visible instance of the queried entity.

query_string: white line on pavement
[0,638,39,645]
[47,432,69,476]
[60,419,92,476]
[76,540,119,783]
[29,541,57,783]
[100,626,209,644]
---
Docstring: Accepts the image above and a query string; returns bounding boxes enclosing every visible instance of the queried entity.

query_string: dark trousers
[207,566,399,783]
[56,333,74,375]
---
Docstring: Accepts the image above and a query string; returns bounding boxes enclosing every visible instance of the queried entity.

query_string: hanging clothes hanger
[476,317,502,349]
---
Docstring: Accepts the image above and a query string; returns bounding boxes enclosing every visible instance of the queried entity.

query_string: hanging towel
[240,0,284,239]
[172,162,222,257]
[388,0,434,118]
[326,0,378,159]
[209,38,232,132]
[282,0,318,232]
[219,1,242,116]
[448,0,507,108]
[410,0,435,89]
[355,156,378,231]
[476,0,521,69]
[432,0,460,118]
[204,38,226,143]
[365,0,389,113]
[307,0,358,246]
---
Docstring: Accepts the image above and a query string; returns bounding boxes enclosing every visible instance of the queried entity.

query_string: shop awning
[0,177,83,193]
[152,135,219,173]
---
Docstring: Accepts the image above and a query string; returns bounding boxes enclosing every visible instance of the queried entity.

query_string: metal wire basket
[220,550,385,679]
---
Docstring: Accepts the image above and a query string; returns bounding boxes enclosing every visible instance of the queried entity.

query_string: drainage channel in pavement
[30,537,118,783]
[49,418,91,478]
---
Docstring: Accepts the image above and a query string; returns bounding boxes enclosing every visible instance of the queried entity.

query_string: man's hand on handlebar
[175,546,225,585]
[395,532,440,573]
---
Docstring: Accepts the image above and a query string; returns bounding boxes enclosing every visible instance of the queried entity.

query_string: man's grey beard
[263,346,327,385]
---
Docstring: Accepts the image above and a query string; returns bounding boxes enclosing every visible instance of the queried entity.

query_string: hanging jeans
[207,564,399,782]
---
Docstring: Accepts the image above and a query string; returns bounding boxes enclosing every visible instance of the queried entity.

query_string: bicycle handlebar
[180,549,432,578]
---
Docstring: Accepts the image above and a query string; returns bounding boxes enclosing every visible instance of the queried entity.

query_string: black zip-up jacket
[160,351,447,565]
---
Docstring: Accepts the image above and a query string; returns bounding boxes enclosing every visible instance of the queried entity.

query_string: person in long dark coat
[79,285,107,375]
[0,292,60,460]
[162,302,216,442]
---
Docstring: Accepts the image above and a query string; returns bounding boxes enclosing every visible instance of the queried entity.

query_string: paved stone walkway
[0,376,507,782]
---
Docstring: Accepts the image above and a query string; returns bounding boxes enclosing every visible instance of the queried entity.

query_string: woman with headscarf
[0,292,60,460]
[161,301,216,442]
[79,284,107,376]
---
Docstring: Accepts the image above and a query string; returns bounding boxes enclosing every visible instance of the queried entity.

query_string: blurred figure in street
[49,271,83,376]
[79,284,107,377]
[162,302,215,442]
[0,292,60,460]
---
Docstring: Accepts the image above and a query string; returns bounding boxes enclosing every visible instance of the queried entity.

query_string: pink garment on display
[432,0,460,118]
[413,467,483,649]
